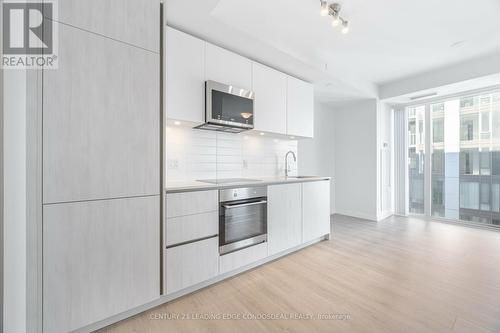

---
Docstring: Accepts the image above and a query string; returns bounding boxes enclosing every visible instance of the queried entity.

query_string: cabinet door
[268,183,302,255]
[287,76,314,138]
[43,23,159,204]
[165,237,219,294]
[219,242,268,274]
[252,63,287,134]
[166,211,218,247]
[45,0,159,52]
[43,196,160,333]
[205,43,252,89]
[166,27,205,123]
[302,181,331,242]
[166,190,218,218]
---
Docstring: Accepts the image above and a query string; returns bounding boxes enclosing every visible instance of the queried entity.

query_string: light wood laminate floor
[99,215,500,333]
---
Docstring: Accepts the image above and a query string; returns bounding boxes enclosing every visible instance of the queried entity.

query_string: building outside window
[406,90,500,227]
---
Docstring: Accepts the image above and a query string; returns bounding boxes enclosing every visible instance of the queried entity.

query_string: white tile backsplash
[166,126,298,182]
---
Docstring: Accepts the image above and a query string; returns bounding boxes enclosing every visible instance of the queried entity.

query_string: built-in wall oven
[219,186,267,255]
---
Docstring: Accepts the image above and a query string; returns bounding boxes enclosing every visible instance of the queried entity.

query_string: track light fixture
[341,20,349,34]
[319,1,349,34]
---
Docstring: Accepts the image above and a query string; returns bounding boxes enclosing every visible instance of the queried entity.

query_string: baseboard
[334,209,377,221]
[377,211,394,221]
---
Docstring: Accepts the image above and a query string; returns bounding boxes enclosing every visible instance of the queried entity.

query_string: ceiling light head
[341,20,349,34]
[320,0,328,16]
[331,13,341,27]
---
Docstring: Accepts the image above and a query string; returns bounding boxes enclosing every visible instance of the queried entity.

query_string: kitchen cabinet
[205,43,252,90]
[166,190,218,218]
[45,0,159,52]
[287,76,314,138]
[219,242,268,274]
[268,183,302,255]
[252,63,287,134]
[43,196,160,333]
[165,237,219,294]
[166,211,218,246]
[166,27,205,123]
[302,180,331,242]
[43,23,159,204]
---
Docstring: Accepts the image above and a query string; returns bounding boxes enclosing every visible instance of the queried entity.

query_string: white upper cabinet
[287,76,314,138]
[205,43,252,90]
[252,63,287,134]
[166,27,205,124]
[165,29,314,137]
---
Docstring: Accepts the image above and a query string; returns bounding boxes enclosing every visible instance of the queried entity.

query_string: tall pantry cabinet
[40,1,162,332]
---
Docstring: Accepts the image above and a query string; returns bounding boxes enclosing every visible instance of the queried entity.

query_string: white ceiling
[166,0,500,104]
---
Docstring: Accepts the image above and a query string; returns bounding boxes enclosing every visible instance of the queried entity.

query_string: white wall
[379,51,500,100]
[166,126,298,182]
[334,99,378,220]
[298,101,335,214]
[3,69,27,332]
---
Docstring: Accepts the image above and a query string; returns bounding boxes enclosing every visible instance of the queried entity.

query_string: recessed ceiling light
[174,121,181,126]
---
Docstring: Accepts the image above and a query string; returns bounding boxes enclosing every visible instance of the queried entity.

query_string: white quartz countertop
[165,176,331,193]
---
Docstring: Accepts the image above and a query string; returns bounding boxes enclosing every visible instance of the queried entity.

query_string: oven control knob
[233,192,237,198]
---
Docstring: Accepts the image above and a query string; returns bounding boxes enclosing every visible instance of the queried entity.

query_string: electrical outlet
[167,159,179,170]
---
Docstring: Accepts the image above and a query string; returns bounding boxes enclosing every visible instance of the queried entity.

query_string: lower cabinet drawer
[219,242,268,275]
[165,236,219,294]
[165,211,218,246]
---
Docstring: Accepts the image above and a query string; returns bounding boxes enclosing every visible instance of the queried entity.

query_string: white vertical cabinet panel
[43,23,159,204]
[43,196,160,333]
[287,76,314,138]
[45,0,160,52]
[252,63,287,134]
[165,237,219,294]
[166,27,205,123]
[205,43,252,89]
[268,183,302,255]
[302,180,331,242]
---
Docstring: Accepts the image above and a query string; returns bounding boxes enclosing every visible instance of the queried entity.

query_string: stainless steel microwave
[194,80,255,133]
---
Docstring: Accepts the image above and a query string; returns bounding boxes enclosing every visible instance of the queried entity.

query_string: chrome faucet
[285,151,297,178]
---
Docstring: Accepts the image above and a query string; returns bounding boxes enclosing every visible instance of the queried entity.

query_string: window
[406,90,500,227]
[408,105,425,214]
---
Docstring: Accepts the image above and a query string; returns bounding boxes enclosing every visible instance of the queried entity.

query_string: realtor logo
[2,0,58,69]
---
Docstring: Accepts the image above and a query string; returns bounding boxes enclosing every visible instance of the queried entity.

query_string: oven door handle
[222,200,267,209]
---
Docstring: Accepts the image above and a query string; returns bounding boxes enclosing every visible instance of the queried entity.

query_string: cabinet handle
[222,200,267,209]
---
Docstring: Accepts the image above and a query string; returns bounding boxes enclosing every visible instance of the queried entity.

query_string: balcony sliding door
[408,105,425,214]
[406,90,500,227]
